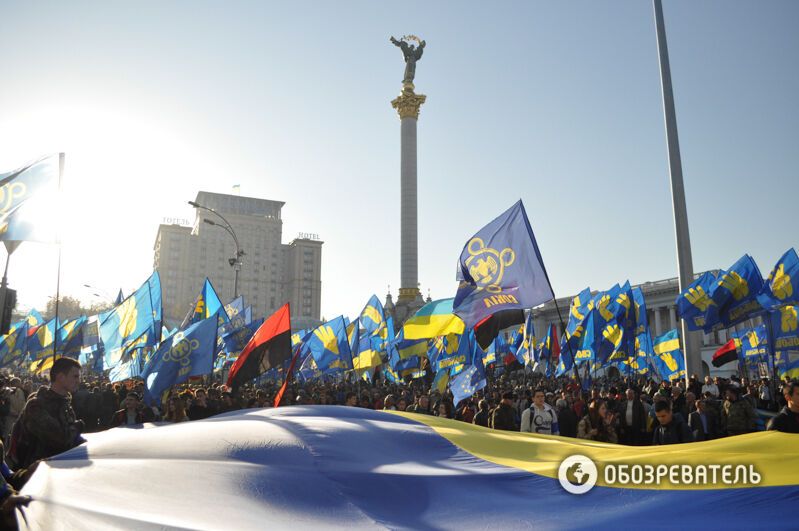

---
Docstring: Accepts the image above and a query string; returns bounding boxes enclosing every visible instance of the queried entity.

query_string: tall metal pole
[53,153,65,363]
[653,0,701,383]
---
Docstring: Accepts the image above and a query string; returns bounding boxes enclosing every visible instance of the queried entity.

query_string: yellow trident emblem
[465,238,515,293]
[163,332,201,367]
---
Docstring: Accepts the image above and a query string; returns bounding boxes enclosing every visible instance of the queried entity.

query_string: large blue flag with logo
[758,248,799,309]
[100,272,160,369]
[307,316,352,373]
[675,270,720,332]
[707,255,765,330]
[141,313,220,405]
[453,200,554,328]
[0,154,60,242]
[652,329,686,381]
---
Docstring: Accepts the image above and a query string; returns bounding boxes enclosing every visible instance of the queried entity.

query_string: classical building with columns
[531,273,745,377]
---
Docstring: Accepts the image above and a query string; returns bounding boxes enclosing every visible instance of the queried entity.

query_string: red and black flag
[712,339,739,367]
[227,303,292,390]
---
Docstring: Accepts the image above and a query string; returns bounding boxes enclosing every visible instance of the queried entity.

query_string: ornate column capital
[391,88,426,120]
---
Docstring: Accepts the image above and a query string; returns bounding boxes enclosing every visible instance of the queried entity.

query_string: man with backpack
[520,388,559,435]
[8,358,85,469]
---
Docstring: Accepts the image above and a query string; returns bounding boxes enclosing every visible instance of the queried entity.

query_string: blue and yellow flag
[675,270,719,332]
[771,305,798,362]
[13,309,44,333]
[632,287,648,336]
[707,255,765,330]
[0,323,27,368]
[563,287,592,352]
[0,154,60,242]
[430,333,464,373]
[514,312,535,366]
[349,319,383,372]
[758,248,799,309]
[109,350,145,383]
[182,278,229,329]
[358,295,386,337]
[633,330,654,376]
[740,325,768,359]
[141,313,220,404]
[27,317,58,361]
[453,200,554,328]
[403,298,465,340]
[449,330,486,406]
[652,329,686,381]
[58,315,87,357]
[224,296,245,320]
[307,316,352,373]
[100,272,160,369]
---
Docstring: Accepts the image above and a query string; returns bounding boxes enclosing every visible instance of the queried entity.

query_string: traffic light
[0,287,16,335]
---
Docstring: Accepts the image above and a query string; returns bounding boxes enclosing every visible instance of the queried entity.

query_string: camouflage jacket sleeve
[22,400,77,454]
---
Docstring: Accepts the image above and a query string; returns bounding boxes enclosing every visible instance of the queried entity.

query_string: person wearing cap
[111,392,154,427]
[489,392,518,431]
[722,385,755,436]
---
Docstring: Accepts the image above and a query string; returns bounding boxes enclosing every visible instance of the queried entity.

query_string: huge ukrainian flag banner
[19,406,798,529]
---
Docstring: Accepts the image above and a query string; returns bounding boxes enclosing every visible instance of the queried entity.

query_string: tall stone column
[654,308,663,337]
[392,85,426,307]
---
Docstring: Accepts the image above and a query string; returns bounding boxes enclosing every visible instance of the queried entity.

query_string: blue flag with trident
[141,313,219,405]
[100,272,160,369]
[0,154,60,242]
[453,200,554,328]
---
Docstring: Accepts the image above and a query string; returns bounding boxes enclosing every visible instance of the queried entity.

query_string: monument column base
[397,287,420,304]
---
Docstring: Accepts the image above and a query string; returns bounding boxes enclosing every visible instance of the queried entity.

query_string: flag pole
[552,303,584,392]
[52,153,65,365]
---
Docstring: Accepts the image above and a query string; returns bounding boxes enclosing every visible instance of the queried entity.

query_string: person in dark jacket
[110,392,155,427]
[10,358,84,469]
[767,380,799,433]
[555,399,578,438]
[187,389,213,420]
[473,399,491,427]
[100,384,118,429]
[617,389,647,445]
[652,400,694,445]
[490,392,518,431]
[722,386,756,436]
[688,399,720,441]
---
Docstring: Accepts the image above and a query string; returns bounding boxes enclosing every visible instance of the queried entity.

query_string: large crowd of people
[0,358,797,527]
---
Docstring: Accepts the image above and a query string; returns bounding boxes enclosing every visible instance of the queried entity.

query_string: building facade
[531,273,756,378]
[153,191,322,330]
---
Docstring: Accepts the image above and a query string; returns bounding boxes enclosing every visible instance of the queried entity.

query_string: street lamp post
[188,201,245,299]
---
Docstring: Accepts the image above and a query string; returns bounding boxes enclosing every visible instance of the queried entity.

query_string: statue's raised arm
[390,35,425,87]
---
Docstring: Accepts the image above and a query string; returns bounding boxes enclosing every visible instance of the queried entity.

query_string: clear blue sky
[0,0,796,319]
